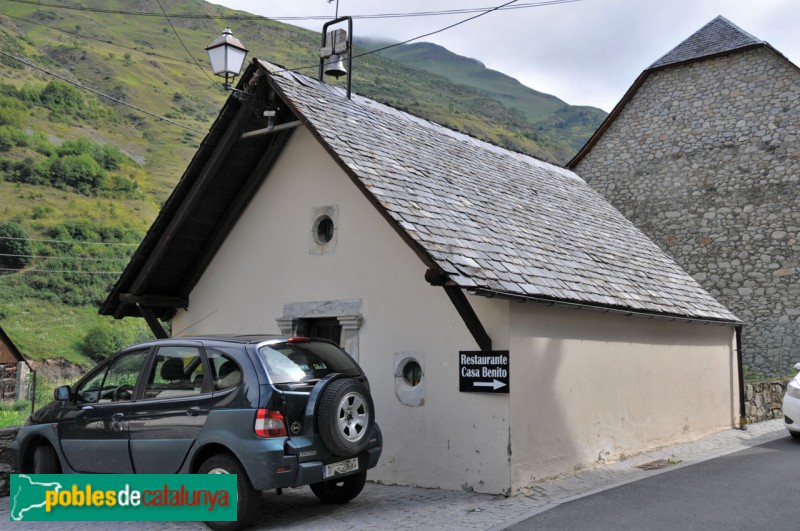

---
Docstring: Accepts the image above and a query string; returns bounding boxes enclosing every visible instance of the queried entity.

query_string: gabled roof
[569,16,790,168]
[102,60,737,324]
[0,324,26,364]
[649,16,762,70]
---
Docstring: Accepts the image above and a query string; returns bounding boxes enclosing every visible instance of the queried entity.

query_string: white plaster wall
[173,127,512,493]
[508,303,737,491]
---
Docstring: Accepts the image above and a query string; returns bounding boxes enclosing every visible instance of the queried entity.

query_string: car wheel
[33,444,61,474]
[790,430,800,440]
[317,378,374,456]
[310,470,367,504]
[198,454,258,531]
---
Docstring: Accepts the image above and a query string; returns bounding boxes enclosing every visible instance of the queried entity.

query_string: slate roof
[649,16,763,70]
[263,62,737,322]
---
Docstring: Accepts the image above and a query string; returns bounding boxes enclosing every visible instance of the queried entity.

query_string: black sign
[459,350,509,393]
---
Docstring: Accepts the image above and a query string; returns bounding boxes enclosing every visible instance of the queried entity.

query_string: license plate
[323,457,359,479]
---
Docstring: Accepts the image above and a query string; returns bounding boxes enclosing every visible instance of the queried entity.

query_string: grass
[0,298,150,367]
[0,399,31,428]
[0,374,72,428]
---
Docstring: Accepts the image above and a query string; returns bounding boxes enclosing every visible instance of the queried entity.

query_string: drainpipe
[735,325,747,430]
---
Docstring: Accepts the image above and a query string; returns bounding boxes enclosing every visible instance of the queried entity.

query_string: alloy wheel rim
[337,392,368,442]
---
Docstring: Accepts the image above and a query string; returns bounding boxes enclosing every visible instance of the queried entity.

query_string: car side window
[207,350,242,391]
[76,349,148,404]
[144,346,205,399]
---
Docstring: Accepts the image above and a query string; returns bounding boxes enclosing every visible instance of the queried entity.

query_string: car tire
[198,454,258,531]
[317,378,374,456]
[33,444,61,474]
[310,470,367,504]
[790,430,800,440]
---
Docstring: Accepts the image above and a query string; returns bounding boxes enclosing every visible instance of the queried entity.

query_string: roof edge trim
[471,288,741,325]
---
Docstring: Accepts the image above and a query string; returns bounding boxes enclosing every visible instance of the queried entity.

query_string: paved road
[508,435,800,530]
[1,420,789,530]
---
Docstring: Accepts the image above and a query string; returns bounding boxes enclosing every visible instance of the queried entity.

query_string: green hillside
[0,0,605,379]
[362,39,606,152]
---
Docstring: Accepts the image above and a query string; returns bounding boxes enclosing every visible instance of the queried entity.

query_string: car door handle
[187,406,201,416]
[112,412,125,421]
[81,405,95,410]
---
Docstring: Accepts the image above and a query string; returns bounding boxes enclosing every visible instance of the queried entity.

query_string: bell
[325,54,347,79]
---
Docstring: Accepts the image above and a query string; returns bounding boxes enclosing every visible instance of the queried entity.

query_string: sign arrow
[473,379,507,390]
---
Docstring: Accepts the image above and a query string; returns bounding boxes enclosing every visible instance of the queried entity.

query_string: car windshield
[257,340,360,384]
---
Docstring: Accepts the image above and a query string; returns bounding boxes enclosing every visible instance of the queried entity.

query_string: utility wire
[349,0,521,61]
[0,236,139,246]
[0,268,122,274]
[155,0,216,84]
[2,12,197,66]
[2,0,581,21]
[0,253,128,261]
[265,0,522,77]
[0,50,206,134]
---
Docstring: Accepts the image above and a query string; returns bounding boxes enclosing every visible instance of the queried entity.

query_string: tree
[0,221,32,271]
[81,323,129,362]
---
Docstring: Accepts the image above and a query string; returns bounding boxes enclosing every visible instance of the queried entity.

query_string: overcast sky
[212,0,800,112]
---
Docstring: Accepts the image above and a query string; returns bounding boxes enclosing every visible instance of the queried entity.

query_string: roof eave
[469,287,741,325]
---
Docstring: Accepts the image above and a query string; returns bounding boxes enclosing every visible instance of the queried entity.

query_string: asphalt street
[508,435,800,530]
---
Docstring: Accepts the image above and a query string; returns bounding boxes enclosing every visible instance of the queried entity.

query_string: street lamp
[206,28,249,91]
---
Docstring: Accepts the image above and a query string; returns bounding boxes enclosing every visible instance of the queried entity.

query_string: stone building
[570,16,800,377]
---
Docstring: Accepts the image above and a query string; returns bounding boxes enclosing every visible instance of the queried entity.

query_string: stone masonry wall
[744,378,789,424]
[575,48,800,377]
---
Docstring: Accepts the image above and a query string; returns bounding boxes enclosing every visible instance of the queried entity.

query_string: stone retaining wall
[0,426,19,497]
[745,378,790,424]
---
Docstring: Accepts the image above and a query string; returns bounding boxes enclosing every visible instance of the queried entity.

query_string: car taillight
[255,408,287,438]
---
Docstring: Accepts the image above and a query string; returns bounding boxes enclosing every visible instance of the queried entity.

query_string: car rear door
[58,348,150,473]
[127,344,212,474]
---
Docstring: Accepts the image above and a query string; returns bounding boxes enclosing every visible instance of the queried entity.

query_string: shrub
[0,221,32,270]
[0,94,28,126]
[0,125,28,151]
[48,153,107,194]
[81,323,129,362]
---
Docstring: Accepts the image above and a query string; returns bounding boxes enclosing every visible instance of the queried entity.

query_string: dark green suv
[12,335,382,530]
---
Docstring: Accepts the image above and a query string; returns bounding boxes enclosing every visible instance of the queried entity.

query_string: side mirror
[794,362,800,371]
[54,385,71,401]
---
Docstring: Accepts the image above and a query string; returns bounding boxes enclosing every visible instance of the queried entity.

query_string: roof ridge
[257,60,577,180]
[648,15,763,70]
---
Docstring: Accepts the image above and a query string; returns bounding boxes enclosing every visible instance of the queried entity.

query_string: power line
[2,12,197,66]
[0,50,207,134]
[350,0,523,61]
[2,0,583,21]
[0,236,139,246]
[0,268,122,274]
[0,253,128,261]
[155,0,216,84]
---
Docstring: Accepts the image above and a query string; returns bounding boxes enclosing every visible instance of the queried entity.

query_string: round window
[402,360,423,387]
[314,215,335,245]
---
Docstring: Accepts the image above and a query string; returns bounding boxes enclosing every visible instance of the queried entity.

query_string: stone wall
[575,47,800,377]
[745,378,789,424]
[0,426,20,497]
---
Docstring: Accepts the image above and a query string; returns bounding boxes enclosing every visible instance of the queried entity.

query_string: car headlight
[787,379,800,400]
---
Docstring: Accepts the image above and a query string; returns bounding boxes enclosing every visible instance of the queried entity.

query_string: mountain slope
[359,39,606,151]
[0,0,605,374]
